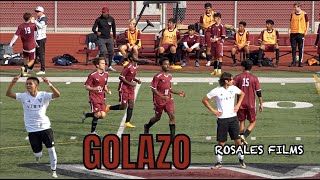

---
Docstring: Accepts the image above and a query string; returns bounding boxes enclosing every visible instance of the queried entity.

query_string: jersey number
[242,78,249,87]
[24,27,31,34]
[165,89,169,96]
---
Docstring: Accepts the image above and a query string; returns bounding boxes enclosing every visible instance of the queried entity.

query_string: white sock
[214,69,218,72]
[34,151,42,158]
[48,147,57,170]
[218,69,221,73]
[216,154,223,163]
[237,152,244,160]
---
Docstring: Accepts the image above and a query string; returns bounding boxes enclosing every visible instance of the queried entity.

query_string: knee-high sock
[232,54,236,63]
[275,49,279,63]
[206,54,212,62]
[258,49,263,61]
[218,62,222,70]
[34,151,42,158]
[48,147,57,171]
[91,116,99,133]
[125,107,133,123]
[195,50,200,61]
[213,61,218,70]
[110,105,121,110]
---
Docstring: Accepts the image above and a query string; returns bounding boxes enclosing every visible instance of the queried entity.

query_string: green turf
[0,81,319,178]
[0,69,317,78]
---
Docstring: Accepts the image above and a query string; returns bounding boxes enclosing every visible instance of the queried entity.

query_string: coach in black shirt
[92,7,117,71]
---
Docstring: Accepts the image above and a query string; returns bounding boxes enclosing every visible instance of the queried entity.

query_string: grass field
[0,70,319,178]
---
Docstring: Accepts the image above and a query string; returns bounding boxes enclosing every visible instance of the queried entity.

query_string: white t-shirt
[206,85,241,119]
[16,91,53,132]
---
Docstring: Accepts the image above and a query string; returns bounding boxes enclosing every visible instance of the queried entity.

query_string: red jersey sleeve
[85,74,94,87]
[199,15,203,24]
[195,34,200,43]
[150,74,160,90]
[246,31,250,42]
[119,66,130,79]
[176,30,181,40]
[305,13,309,22]
[254,77,261,91]
[259,30,264,42]
[15,25,22,36]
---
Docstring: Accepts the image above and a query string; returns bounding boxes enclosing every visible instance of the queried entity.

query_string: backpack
[261,58,274,66]
[54,57,72,66]
[62,53,79,63]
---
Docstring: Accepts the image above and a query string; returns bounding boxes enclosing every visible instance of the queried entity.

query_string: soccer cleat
[195,61,200,67]
[124,122,136,128]
[90,131,99,136]
[107,66,117,71]
[216,71,222,76]
[239,159,246,169]
[105,105,111,113]
[20,67,25,75]
[144,124,149,134]
[181,61,187,67]
[36,71,46,75]
[171,65,182,70]
[298,63,303,67]
[27,69,34,74]
[288,63,296,67]
[51,170,58,178]
[21,72,31,77]
[240,135,248,145]
[123,61,129,66]
[36,156,41,164]
[211,162,222,169]
[205,61,211,67]
[209,71,216,75]
[81,111,87,123]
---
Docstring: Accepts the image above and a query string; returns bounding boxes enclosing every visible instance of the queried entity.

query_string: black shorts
[216,116,240,142]
[28,128,55,153]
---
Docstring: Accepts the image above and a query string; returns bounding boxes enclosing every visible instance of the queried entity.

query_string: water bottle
[91,43,96,50]
[88,42,92,50]
[199,29,203,36]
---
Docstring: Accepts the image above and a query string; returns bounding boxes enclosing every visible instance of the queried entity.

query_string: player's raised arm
[6,74,21,99]
[170,88,185,97]
[41,77,60,99]
[202,95,222,117]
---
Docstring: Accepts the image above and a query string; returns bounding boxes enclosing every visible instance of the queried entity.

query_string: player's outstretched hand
[259,104,263,112]
[41,76,50,84]
[178,91,186,97]
[12,74,21,83]
[106,89,112,95]
[136,79,142,84]
[212,109,222,117]
[161,95,170,102]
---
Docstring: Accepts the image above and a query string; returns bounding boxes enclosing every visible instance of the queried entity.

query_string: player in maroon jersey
[104,58,141,128]
[144,57,186,141]
[207,13,226,76]
[82,57,112,134]
[181,24,201,67]
[9,13,37,77]
[233,60,263,145]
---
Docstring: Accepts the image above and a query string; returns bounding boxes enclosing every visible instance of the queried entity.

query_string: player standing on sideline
[314,13,320,62]
[288,2,309,67]
[9,13,37,77]
[82,57,112,134]
[144,57,186,141]
[181,24,201,67]
[233,60,263,145]
[6,75,60,178]
[202,72,246,169]
[104,57,142,128]
[231,21,250,67]
[208,13,226,76]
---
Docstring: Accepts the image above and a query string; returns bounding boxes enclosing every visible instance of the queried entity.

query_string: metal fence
[0,1,318,34]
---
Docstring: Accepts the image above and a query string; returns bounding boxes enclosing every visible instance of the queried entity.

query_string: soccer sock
[195,50,200,61]
[91,116,99,133]
[34,151,42,158]
[24,65,28,72]
[213,61,218,70]
[258,49,263,61]
[218,62,222,72]
[275,49,279,63]
[237,151,244,160]
[181,51,186,61]
[216,154,223,163]
[85,112,94,118]
[246,53,250,60]
[146,119,156,128]
[232,54,236,63]
[206,54,212,62]
[170,53,177,65]
[244,129,251,138]
[110,105,121,110]
[47,147,57,171]
[125,107,133,123]
[169,124,176,138]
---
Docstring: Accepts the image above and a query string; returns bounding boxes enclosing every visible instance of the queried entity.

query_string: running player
[104,57,141,128]
[6,75,60,178]
[9,13,37,77]
[82,57,112,134]
[233,60,263,145]
[181,24,200,67]
[202,72,246,169]
[231,21,250,66]
[144,57,186,141]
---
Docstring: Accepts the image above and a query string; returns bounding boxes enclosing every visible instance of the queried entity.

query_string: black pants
[28,128,54,153]
[290,33,304,64]
[36,38,46,71]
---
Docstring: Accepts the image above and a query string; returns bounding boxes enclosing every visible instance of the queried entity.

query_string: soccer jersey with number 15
[150,72,172,106]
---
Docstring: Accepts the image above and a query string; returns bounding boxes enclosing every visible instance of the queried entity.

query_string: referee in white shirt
[6,74,60,178]
[202,72,246,169]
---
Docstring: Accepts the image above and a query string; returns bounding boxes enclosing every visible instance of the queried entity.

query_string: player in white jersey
[202,72,246,169]
[6,74,60,178]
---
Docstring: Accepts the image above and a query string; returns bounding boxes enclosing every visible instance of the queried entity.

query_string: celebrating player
[231,21,250,66]
[181,24,201,67]
[233,60,263,145]
[104,56,141,128]
[144,57,186,141]
[9,13,37,77]
[82,57,112,134]
[202,72,246,169]
[6,75,60,178]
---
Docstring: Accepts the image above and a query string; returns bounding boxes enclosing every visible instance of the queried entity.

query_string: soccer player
[233,60,263,145]
[104,57,141,128]
[208,13,226,76]
[314,13,320,61]
[119,18,141,67]
[181,24,200,67]
[6,75,60,178]
[257,20,280,67]
[202,72,246,169]
[158,18,181,69]
[82,57,112,134]
[231,21,250,67]
[288,2,309,67]
[144,57,186,141]
[9,12,37,77]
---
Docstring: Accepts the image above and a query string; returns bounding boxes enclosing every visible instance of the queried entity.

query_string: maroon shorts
[23,51,35,60]
[160,44,176,52]
[90,101,106,113]
[119,90,134,104]
[237,108,257,123]
[210,43,224,58]
[121,44,141,51]
[154,99,174,117]
[205,31,211,45]
[264,44,277,52]
[317,47,320,54]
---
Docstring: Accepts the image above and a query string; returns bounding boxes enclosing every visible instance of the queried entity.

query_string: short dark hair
[168,18,176,24]
[214,12,221,18]
[293,2,301,7]
[23,13,32,22]
[266,19,274,25]
[241,60,253,71]
[218,72,233,87]
[27,76,40,85]
[204,3,212,8]
[188,24,195,30]
[239,21,247,27]
[159,57,169,65]
[93,57,105,67]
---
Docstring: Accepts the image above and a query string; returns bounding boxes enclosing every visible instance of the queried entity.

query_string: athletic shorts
[264,44,277,52]
[234,45,249,53]
[317,47,320,54]
[216,116,240,142]
[121,44,141,51]
[160,44,176,52]
[237,108,257,123]
[119,90,134,104]
[23,51,35,60]
[210,42,224,58]
[154,99,174,117]
[90,101,106,113]
[28,128,54,153]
